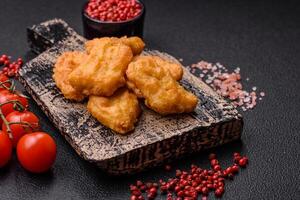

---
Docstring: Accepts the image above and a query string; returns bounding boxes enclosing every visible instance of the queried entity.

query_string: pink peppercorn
[128,152,249,199]
[85,0,142,22]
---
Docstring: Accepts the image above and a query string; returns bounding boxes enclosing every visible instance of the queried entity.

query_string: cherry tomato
[0,90,28,125]
[0,74,11,91]
[0,130,13,168]
[2,111,40,147]
[17,132,56,173]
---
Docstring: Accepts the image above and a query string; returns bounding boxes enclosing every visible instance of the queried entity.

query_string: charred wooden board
[19,19,243,175]
[27,18,78,54]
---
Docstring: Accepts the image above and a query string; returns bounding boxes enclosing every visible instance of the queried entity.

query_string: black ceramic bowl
[82,1,145,39]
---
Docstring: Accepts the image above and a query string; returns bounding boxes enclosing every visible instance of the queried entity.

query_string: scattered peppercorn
[85,0,142,22]
[238,157,249,168]
[231,165,239,174]
[208,153,216,160]
[165,164,172,171]
[0,54,23,78]
[129,153,249,199]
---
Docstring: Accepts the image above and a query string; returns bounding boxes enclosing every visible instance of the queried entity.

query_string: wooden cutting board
[18,19,243,175]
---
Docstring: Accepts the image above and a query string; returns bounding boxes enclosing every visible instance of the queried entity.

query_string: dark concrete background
[0,0,299,199]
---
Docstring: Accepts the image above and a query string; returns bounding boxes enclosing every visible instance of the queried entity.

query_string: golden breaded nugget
[126,56,198,115]
[153,56,183,81]
[53,51,87,101]
[118,36,145,55]
[126,81,143,98]
[126,55,183,98]
[85,36,145,56]
[87,88,141,134]
[85,37,112,54]
[69,38,133,96]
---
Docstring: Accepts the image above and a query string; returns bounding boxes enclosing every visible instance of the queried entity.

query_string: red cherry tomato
[0,74,11,91]
[0,130,13,168]
[2,111,40,147]
[0,90,28,125]
[17,132,56,173]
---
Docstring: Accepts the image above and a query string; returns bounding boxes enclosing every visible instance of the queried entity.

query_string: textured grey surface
[0,0,299,199]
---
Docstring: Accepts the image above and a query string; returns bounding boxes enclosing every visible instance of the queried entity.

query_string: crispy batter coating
[53,51,88,101]
[126,55,183,98]
[85,36,145,56]
[118,36,145,55]
[85,37,112,54]
[126,56,198,115]
[126,81,144,98]
[153,56,183,81]
[87,88,141,134]
[68,38,133,96]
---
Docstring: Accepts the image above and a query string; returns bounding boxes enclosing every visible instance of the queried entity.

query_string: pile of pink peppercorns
[85,0,142,22]
[0,54,23,77]
[129,153,249,200]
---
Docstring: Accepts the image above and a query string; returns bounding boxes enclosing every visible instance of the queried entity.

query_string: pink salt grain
[190,61,265,111]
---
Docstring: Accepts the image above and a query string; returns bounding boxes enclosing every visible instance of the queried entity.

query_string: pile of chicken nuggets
[53,37,198,134]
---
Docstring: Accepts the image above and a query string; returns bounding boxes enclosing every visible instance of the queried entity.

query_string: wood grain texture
[19,19,243,174]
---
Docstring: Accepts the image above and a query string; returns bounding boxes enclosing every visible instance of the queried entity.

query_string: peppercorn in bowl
[82,0,145,39]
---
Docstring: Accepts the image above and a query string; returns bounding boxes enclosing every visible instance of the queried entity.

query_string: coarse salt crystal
[244,97,250,103]
[205,79,212,84]
[234,68,240,73]
[189,60,265,111]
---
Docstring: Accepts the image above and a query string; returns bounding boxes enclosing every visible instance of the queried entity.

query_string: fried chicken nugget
[126,56,198,115]
[68,38,133,96]
[53,51,88,101]
[153,56,183,80]
[85,36,145,55]
[126,55,183,98]
[118,36,145,55]
[126,81,144,98]
[87,88,141,134]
